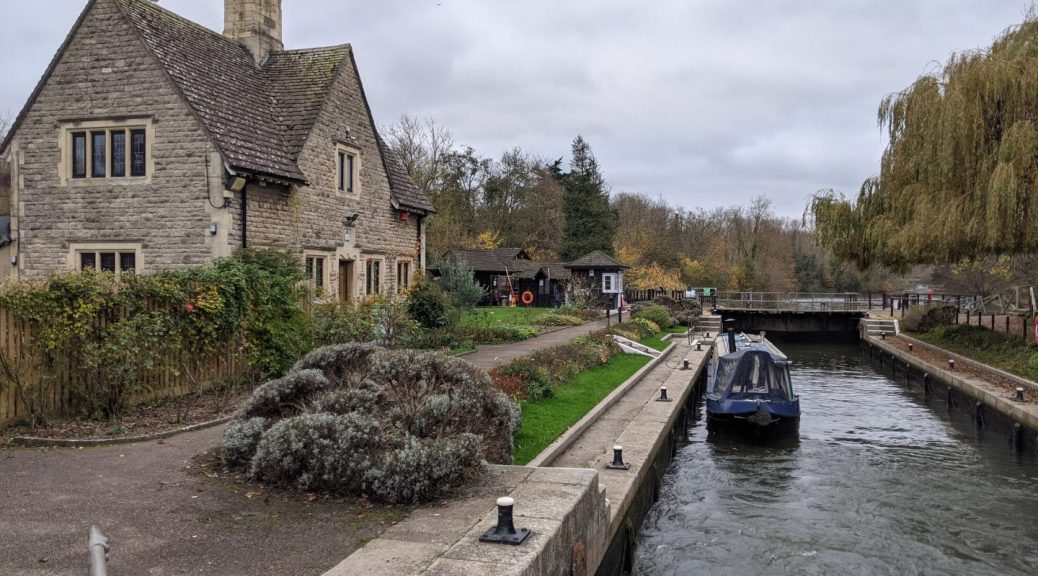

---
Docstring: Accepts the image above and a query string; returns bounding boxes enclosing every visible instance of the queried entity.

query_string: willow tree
[810,16,1038,269]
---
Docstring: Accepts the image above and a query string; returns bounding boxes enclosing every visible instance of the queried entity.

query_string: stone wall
[8,0,219,279]
[240,48,423,299]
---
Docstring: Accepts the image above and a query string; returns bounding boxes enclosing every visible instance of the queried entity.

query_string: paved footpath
[464,317,611,370]
[0,425,400,576]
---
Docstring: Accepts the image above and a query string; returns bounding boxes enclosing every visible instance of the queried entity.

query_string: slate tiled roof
[379,136,436,213]
[1,0,433,213]
[514,262,571,280]
[563,250,631,270]
[265,46,352,161]
[117,0,306,182]
[442,248,530,272]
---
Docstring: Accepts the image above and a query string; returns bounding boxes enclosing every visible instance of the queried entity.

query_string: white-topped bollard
[1015,387,1026,402]
[656,386,673,402]
[606,445,631,470]
[479,496,531,545]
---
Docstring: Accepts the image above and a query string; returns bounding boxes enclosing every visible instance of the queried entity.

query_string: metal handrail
[89,525,109,576]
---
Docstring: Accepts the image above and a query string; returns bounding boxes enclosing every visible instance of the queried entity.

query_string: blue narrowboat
[705,330,799,429]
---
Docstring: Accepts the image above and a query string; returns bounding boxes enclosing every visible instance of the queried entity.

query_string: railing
[623,289,982,314]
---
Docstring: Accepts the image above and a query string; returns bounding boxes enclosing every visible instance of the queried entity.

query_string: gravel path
[0,425,403,576]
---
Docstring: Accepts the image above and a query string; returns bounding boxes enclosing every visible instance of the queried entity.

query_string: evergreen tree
[559,136,617,261]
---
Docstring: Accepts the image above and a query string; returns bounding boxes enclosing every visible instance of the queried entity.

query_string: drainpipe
[241,185,248,249]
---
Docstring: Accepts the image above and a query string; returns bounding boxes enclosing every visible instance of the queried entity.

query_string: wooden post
[991,314,995,331]
[1005,316,1010,334]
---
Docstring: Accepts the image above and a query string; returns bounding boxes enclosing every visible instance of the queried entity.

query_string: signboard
[702,287,713,297]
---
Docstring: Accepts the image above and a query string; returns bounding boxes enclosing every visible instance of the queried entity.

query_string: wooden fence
[0,305,243,429]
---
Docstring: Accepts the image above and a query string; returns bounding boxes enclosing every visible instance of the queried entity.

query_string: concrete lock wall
[865,336,1038,453]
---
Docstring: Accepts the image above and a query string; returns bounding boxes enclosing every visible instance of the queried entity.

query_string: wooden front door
[339,260,354,302]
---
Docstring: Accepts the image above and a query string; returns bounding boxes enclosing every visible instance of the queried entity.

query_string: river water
[632,342,1038,576]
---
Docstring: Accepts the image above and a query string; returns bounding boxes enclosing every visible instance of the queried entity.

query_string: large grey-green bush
[222,343,520,503]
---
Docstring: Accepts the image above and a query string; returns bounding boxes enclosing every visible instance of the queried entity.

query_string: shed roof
[441,248,531,272]
[563,250,631,270]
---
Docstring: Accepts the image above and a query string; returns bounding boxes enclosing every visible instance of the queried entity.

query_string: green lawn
[638,326,686,352]
[512,353,653,465]
[460,307,551,328]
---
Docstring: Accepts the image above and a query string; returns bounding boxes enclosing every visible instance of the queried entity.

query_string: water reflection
[633,342,1038,576]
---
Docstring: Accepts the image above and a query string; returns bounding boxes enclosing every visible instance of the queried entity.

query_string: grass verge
[910,325,1038,381]
[461,307,550,328]
[512,352,653,465]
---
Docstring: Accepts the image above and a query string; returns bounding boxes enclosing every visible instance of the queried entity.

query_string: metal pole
[89,525,109,576]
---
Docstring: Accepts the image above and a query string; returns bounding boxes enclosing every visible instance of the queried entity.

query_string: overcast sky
[1,1,1033,217]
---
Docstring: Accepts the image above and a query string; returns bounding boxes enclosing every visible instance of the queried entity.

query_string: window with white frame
[602,273,621,293]
[366,258,382,295]
[64,120,151,182]
[336,145,360,195]
[305,255,328,292]
[70,243,141,274]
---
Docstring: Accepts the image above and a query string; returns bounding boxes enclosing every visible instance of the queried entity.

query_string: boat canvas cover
[707,348,793,402]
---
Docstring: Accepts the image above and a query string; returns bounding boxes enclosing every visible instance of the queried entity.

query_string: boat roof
[715,332,786,360]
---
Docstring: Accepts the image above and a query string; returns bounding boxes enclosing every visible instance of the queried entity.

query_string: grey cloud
[1,0,1033,218]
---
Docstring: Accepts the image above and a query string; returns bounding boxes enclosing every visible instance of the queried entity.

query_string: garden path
[0,424,401,576]
[464,316,612,370]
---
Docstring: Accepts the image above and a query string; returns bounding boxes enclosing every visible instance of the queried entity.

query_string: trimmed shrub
[224,344,520,502]
[250,413,382,493]
[235,369,329,420]
[222,416,269,466]
[293,343,378,388]
[634,304,676,329]
[367,434,484,503]
[539,313,584,327]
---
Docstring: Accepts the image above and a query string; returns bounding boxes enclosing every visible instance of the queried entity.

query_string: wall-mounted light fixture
[229,176,247,193]
[209,223,218,236]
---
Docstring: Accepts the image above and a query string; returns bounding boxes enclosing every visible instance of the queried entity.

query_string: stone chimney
[224,0,283,63]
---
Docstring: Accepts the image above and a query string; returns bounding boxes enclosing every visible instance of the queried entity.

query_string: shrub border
[10,415,233,448]
[524,341,675,467]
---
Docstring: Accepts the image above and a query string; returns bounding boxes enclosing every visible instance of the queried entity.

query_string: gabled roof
[0,0,433,212]
[379,136,436,213]
[514,262,571,281]
[563,250,631,270]
[442,248,531,272]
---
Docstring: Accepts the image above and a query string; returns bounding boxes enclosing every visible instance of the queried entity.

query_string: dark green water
[633,342,1038,576]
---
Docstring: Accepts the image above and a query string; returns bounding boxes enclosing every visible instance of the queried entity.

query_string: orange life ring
[520,290,535,306]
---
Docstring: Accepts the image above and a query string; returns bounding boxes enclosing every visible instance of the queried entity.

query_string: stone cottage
[0,0,433,301]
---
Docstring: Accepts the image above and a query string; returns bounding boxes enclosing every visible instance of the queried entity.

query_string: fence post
[1005,316,1010,334]
[991,314,995,331]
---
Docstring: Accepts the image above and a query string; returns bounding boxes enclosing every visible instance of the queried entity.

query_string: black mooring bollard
[948,359,955,370]
[1015,387,1026,402]
[683,358,690,370]
[923,373,931,395]
[657,386,673,402]
[881,332,886,340]
[479,497,531,545]
[695,341,702,351]
[908,343,913,352]
[606,445,631,470]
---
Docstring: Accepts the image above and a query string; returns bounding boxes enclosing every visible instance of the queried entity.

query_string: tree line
[384,116,885,293]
